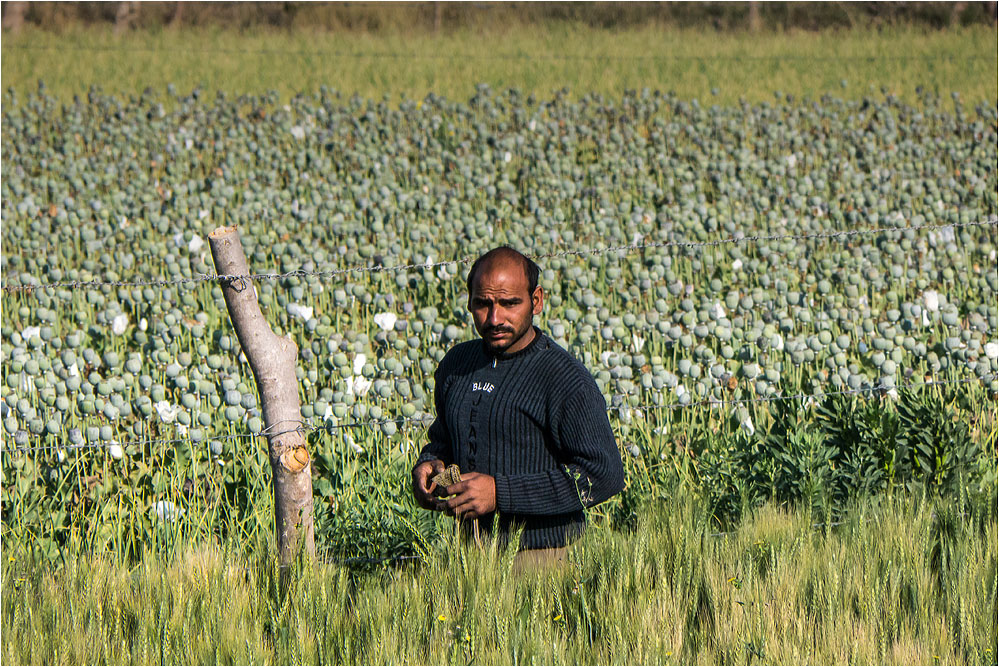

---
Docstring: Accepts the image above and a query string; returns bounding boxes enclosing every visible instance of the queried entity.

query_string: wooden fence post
[748,1,761,31]
[2,2,28,33]
[114,1,134,35]
[208,226,315,564]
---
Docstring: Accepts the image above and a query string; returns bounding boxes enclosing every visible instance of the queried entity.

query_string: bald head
[465,246,540,299]
[465,246,544,355]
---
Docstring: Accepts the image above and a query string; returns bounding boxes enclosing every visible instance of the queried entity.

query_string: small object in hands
[432,464,461,492]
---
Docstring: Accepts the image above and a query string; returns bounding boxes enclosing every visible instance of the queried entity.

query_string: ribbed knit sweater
[415,327,625,550]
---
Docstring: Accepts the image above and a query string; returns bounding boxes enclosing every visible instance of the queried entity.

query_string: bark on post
[949,2,968,26]
[208,226,315,564]
[2,2,28,33]
[114,2,134,35]
[748,1,761,32]
[168,1,184,29]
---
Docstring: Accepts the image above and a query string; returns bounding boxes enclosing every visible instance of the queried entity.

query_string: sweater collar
[482,326,547,362]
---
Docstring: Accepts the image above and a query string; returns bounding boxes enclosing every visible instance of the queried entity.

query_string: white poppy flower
[353,353,367,376]
[286,303,313,321]
[373,312,398,332]
[111,313,129,336]
[346,434,364,454]
[923,290,940,312]
[154,401,179,423]
[154,500,184,521]
[351,375,372,397]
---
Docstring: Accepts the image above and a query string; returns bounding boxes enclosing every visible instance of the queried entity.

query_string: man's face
[468,259,543,355]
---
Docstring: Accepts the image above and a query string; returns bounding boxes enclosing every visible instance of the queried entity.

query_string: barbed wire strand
[5,43,992,62]
[3,373,994,455]
[3,217,996,294]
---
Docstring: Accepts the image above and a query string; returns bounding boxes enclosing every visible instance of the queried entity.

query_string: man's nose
[486,306,502,326]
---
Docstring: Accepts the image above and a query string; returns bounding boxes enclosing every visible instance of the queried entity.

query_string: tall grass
[2,25,995,106]
[3,493,996,665]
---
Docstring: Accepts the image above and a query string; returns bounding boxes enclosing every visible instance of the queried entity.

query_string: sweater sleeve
[413,364,453,468]
[493,372,624,515]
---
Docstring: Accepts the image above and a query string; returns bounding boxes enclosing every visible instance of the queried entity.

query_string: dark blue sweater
[415,327,625,549]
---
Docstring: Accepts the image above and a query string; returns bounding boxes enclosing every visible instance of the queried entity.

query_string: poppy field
[1,23,997,665]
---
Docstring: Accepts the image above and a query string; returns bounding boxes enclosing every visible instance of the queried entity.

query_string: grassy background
[3,494,996,664]
[2,25,996,106]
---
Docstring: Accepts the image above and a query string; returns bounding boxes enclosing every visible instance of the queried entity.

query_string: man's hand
[412,459,445,510]
[442,472,496,520]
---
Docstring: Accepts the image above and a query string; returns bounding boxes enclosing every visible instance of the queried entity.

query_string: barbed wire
[3,217,995,294]
[5,43,992,62]
[3,372,994,455]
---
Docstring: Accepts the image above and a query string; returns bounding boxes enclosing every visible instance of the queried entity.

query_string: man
[411,246,625,562]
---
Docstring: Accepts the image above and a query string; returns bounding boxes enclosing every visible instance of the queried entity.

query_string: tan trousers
[460,520,570,574]
[512,546,568,575]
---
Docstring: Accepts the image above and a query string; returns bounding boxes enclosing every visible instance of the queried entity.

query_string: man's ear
[532,286,544,315]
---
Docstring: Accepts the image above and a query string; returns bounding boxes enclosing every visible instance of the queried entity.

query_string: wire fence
[5,43,994,62]
[3,373,994,456]
[2,217,995,294]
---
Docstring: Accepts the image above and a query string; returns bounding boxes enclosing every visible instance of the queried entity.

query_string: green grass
[2,25,995,106]
[3,493,996,665]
